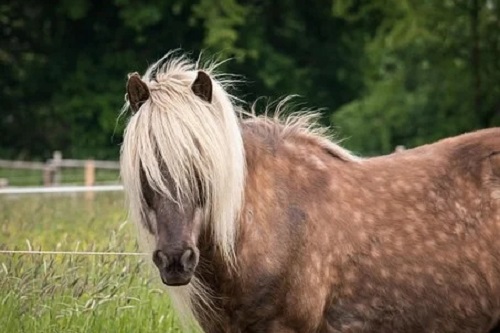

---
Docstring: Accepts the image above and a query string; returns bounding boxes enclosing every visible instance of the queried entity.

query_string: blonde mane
[120,52,245,328]
[245,99,359,162]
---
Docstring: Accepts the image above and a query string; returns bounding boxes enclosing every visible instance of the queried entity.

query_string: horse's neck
[195,121,299,285]
[192,125,272,328]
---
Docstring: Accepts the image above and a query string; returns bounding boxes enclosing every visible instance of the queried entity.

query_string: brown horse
[120,52,500,332]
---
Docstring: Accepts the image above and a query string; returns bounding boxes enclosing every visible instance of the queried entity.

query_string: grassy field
[0,191,182,332]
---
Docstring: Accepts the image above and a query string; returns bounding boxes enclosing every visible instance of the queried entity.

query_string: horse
[120,51,500,333]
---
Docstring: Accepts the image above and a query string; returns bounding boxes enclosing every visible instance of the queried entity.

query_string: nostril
[152,249,169,268]
[180,249,192,266]
[180,248,198,270]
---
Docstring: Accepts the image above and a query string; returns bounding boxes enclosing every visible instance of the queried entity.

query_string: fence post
[43,165,53,186]
[52,151,62,186]
[85,160,95,186]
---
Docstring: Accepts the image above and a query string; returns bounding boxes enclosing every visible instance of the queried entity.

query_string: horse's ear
[191,71,212,103]
[127,72,150,113]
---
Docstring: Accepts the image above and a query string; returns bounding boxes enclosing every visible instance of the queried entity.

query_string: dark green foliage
[1,1,499,159]
[332,0,500,155]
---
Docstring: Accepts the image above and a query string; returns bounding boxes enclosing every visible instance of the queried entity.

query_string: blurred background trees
[1,0,499,159]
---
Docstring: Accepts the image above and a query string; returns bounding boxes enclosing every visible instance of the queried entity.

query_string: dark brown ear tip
[126,73,150,113]
[196,71,211,81]
[191,70,213,103]
[127,74,144,86]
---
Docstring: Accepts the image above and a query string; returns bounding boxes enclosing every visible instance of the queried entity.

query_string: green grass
[0,167,120,186]
[0,192,183,332]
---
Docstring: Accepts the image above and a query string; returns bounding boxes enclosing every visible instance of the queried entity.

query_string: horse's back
[321,128,500,333]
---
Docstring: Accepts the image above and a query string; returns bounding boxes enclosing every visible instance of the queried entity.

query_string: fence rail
[0,185,123,195]
[0,159,46,170]
[47,159,120,170]
[0,250,144,256]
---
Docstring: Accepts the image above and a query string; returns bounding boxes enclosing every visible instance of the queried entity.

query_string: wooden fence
[0,151,120,187]
[0,146,407,188]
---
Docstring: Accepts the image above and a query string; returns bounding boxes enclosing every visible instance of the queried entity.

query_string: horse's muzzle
[152,248,199,286]
[160,273,192,286]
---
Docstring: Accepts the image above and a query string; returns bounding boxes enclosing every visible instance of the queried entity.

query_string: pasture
[0,191,181,332]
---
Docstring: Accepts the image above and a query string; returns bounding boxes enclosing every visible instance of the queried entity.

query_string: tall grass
[0,192,182,332]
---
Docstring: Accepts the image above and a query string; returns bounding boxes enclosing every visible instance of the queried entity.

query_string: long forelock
[122,51,245,250]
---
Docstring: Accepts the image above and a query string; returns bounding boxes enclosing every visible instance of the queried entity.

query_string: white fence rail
[0,185,123,195]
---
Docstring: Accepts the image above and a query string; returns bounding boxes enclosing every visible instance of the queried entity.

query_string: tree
[332,0,500,155]
[0,0,204,159]
[2,1,498,159]
[1,0,368,159]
